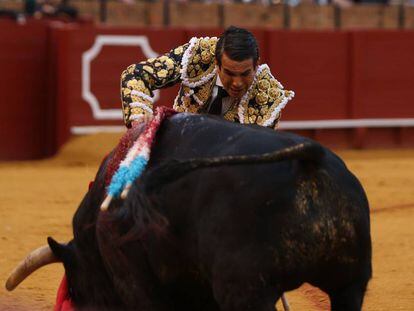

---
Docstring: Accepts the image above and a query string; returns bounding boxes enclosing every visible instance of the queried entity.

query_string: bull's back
[151,113,310,160]
[146,114,371,289]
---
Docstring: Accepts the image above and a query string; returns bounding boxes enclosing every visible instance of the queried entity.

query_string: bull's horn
[100,194,113,211]
[120,183,132,199]
[5,245,59,291]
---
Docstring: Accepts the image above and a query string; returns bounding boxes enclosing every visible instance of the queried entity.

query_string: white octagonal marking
[82,35,160,120]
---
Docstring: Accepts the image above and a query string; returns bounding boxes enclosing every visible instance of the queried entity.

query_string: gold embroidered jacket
[121,36,294,128]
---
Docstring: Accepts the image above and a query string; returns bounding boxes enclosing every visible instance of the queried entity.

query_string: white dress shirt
[209,75,237,116]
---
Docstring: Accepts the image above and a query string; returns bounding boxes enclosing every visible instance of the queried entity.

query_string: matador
[120,26,294,129]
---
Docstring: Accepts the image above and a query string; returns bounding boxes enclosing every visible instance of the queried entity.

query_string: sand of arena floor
[0,133,413,310]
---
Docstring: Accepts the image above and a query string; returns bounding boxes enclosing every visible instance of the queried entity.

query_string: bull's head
[5,238,61,292]
[5,238,80,299]
[6,235,122,309]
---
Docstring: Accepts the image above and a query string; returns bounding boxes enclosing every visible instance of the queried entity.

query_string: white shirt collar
[215,73,224,88]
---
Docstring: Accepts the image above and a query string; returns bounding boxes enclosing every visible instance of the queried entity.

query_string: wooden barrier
[381,5,402,29]
[2,1,414,29]
[2,21,414,159]
[289,4,335,29]
[170,2,220,28]
[223,3,284,29]
[340,4,399,29]
[0,0,22,11]
[71,0,99,23]
[404,6,414,29]
[146,1,164,27]
[106,2,149,26]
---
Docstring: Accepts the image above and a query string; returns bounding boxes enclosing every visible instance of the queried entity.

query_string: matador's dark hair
[215,26,259,68]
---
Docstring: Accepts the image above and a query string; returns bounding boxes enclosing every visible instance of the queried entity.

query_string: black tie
[209,87,228,115]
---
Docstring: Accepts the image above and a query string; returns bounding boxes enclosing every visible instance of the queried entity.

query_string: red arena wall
[0,20,55,160]
[1,21,414,159]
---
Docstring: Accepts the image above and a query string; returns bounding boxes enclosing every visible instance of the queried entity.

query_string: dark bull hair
[98,141,325,266]
[8,114,371,310]
[92,122,371,309]
[144,141,324,193]
[94,140,327,308]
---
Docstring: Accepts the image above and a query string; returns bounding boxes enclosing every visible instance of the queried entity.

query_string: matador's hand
[131,114,153,127]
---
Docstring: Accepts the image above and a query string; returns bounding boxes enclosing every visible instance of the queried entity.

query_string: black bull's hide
[49,113,372,311]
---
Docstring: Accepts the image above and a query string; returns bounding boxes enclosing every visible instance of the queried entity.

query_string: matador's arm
[120,43,189,127]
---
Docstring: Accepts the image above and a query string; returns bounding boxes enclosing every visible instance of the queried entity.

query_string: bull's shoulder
[157,114,321,158]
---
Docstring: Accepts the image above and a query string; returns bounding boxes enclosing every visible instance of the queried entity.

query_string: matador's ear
[255,57,261,69]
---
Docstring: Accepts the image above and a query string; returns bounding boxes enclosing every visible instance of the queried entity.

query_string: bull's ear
[47,237,72,263]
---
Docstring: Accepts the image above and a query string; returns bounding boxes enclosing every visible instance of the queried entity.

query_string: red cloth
[54,275,75,311]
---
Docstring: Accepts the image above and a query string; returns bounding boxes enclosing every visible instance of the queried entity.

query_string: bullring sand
[1,133,413,310]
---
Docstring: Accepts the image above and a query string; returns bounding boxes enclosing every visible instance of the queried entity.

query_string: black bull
[7,113,372,310]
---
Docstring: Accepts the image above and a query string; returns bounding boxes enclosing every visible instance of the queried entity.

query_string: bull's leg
[214,288,279,311]
[328,278,369,311]
[212,277,280,311]
[210,250,284,311]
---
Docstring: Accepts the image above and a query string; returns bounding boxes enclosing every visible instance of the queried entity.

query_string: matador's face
[216,53,257,100]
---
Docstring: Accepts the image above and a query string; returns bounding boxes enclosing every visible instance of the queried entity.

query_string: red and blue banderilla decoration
[101,106,177,211]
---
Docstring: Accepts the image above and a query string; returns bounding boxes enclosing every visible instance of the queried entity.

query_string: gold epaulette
[238,64,295,127]
[180,37,218,88]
